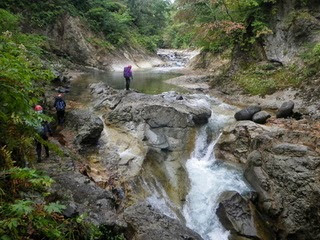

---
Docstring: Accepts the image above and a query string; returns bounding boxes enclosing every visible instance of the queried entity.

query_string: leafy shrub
[0,8,19,33]
[0,168,103,240]
[0,10,55,168]
[233,63,302,95]
[301,42,320,77]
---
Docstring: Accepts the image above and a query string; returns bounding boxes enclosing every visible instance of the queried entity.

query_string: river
[70,49,249,239]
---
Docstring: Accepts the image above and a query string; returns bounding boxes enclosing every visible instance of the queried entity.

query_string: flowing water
[182,98,250,239]
[71,49,249,239]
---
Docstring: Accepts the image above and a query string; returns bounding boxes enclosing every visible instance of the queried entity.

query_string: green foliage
[300,42,320,77]
[86,37,115,50]
[173,0,276,50]
[0,0,171,50]
[0,8,19,33]
[0,168,104,240]
[233,63,302,95]
[0,10,54,167]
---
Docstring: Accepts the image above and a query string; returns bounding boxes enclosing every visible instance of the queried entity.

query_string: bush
[0,168,104,239]
[233,63,302,95]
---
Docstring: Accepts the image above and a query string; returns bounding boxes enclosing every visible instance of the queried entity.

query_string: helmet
[128,65,132,68]
[34,105,43,111]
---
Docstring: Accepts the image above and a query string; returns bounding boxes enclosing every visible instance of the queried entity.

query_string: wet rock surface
[89,82,212,206]
[216,119,320,239]
[216,191,274,240]
[123,203,203,240]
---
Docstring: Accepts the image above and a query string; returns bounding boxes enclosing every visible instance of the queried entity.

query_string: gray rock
[276,101,294,118]
[63,203,78,218]
[123,203,203,240]
[67,110,103,149]
[252,111,271,124]
[234,106,262,121]
[216,191,274,240]
[217,120,320,239]
[176,95,184,100]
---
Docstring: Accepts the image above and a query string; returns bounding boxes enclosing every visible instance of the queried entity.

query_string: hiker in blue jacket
[54,94,66,125]
[123,65,133,90]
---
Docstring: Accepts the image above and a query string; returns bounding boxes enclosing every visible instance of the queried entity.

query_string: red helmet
[34,105,43,111]
[128,65,132,68]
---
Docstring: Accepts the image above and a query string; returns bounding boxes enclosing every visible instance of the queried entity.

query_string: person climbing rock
[123,65,133,90]
[54,94,66,125]
[34,105,52,162]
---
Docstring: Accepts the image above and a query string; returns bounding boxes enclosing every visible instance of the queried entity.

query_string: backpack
[123,67,132,78]
[56,100,65,111]
[36,123,47,137]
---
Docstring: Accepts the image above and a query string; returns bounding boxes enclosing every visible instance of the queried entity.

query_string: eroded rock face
[216,191,274,240]
[216,120,320,239]
[89,83,212,205]
[123,203,203,240]
[264,1,320,65]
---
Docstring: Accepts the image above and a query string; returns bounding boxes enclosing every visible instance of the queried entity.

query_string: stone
[176,95,183,100]
[276,101,294,118]
[216,191,274,240]
[234,106,262,121]
[252,111,271,124]
[67,110,104,149]
[216,120,320,239]
[63,203,78,218]
[123,203,203,240]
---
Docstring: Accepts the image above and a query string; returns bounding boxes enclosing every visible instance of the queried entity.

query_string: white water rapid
[182,96,250,240]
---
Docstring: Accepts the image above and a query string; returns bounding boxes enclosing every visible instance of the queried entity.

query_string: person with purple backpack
[123,65,133,90]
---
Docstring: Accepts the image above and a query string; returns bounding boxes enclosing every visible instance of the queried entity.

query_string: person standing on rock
[123,65,133,90]
[34,105,52,162]
[54,94,66,125]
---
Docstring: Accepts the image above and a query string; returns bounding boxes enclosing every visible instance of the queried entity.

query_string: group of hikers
[35,65,133,162]
[34,94,66,162]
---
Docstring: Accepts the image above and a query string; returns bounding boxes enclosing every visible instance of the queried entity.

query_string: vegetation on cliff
[0,0,171,52]
[167,0,320,95]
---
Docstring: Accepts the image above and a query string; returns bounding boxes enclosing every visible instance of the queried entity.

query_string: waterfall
[182,99,250,240]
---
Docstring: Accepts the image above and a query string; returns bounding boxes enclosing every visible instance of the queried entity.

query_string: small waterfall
[157,49,199,67]
[182,99,250,240]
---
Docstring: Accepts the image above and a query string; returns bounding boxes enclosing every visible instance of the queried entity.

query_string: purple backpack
[123,67,132,78]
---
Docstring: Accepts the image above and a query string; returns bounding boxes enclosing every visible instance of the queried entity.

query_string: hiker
[123,65,133,90]
[34,105,52,162]
[54,94,66,125]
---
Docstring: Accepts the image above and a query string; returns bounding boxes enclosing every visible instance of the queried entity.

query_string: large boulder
[216,120,320,239]
[88,83,212,207]
[215,121,271,164]
[276,101,294,118]
[234,106,262,121]
[216,191,274,240]
[67,109,104,149]
[123,203,203,240]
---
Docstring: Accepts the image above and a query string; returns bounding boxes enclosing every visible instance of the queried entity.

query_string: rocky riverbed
[39,47,320,240]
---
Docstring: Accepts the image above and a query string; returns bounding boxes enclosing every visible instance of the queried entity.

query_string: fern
[44,202,66,214]
[10,200,34,216]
